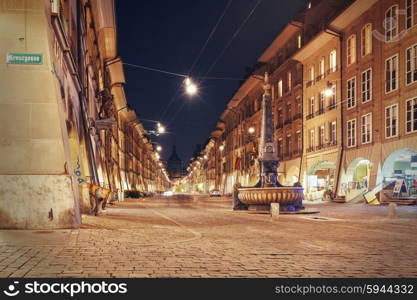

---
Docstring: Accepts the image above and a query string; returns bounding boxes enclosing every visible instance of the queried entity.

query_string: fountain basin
[238,187,303,206]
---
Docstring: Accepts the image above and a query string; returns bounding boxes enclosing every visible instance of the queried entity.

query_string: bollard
[388,202,397,219]
[271,203,280,220]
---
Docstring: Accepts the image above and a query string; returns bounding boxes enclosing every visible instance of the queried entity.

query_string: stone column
[258,72,281,188]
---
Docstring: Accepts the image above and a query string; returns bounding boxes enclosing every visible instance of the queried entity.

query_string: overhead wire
[188,0,233,75]
[202,0,263,78]
[167,0,263,126]
[159,0,234,122]
[123,62,245,81]
[123,63,187,78]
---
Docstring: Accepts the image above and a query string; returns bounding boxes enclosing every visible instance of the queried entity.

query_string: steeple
[168,145,181,162]
[167,145,183,179]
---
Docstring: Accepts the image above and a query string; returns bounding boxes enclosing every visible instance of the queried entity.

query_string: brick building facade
[185,0,417,203]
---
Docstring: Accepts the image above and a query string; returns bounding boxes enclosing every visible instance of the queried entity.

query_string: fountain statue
[237,72,304,211]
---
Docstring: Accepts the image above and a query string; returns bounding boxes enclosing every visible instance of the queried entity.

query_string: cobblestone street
[1,196,417,278]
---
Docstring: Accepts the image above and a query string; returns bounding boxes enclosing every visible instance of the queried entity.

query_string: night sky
[115,0,306,164]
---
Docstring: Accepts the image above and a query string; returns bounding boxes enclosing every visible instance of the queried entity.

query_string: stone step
[332,196,346,203]
[380,192,417,205]
[380,199,416,205]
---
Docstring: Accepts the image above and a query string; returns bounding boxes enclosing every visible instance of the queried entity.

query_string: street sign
[6,53,43,65]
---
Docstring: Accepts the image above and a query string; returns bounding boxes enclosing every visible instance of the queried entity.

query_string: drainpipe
[80,77,99,185]
[78,1,99,185]
[325,27,344,198]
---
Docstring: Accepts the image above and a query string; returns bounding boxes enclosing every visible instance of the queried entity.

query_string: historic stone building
[293,21,343,201]
[334,0,417,202]
[184,0,416,204]
[167,145,183,182]
[185,0,351,196]
[257,23,304,187]
[218,78,264,194]
[0,0,169,229]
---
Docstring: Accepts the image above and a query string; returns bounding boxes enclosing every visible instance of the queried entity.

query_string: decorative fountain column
[237,72,304,211]
[257,72,280,188]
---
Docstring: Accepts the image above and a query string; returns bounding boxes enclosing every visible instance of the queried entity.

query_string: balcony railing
[308,141,338,152]
[293,113,302,121]
[317,143,325,150]
[327,66,338,75]
[306,80,314,88]
[327,103,336,111]
[306,146,316,153]
[284,119,292,125]
[276,122,284,129]
[315,108,325,116]
[292,149,301,156]
[326,140,337,147]
[306,113,314,120]
[316,74,324,82]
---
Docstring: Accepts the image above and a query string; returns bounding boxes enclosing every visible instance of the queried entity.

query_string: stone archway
[341,158,372,201]
[381,148,417,196]
[307,161,336,201]
[286,166,300,186]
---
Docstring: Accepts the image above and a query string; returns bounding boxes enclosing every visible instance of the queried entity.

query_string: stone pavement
[0,196,417,278]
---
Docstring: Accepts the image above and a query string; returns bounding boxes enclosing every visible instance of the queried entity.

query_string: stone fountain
[237,72,304,212]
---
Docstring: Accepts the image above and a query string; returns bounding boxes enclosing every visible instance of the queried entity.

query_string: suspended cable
[159,0,234,121]
[167,0,263,126]
[123,63,186,78]
[202,0,263,77]
[188,0,233,75]
[167,101,187,126]
[195,76,243,81]
[124,62,245,81]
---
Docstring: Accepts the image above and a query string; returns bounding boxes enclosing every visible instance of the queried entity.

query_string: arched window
[385,5,398,42]
[361,23,372,56]
[347,34,356,65]
[329,50,337,73]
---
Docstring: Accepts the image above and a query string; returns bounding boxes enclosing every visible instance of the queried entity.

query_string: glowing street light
[147,122,166,136]
[324,81,334,97]
[219,145,224,151]
[186,84,197,95]
[156,145,162,152]
[324,88,334,97]
[184,77,198,96]
[157,122,166,134]
[248,127,255,134]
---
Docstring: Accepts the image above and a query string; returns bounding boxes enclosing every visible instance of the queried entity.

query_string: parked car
[209,189,221,197]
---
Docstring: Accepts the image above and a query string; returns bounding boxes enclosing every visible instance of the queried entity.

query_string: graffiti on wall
[74,157,85,184]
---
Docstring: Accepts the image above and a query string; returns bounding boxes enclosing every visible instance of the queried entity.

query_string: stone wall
[0,1,80,229]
